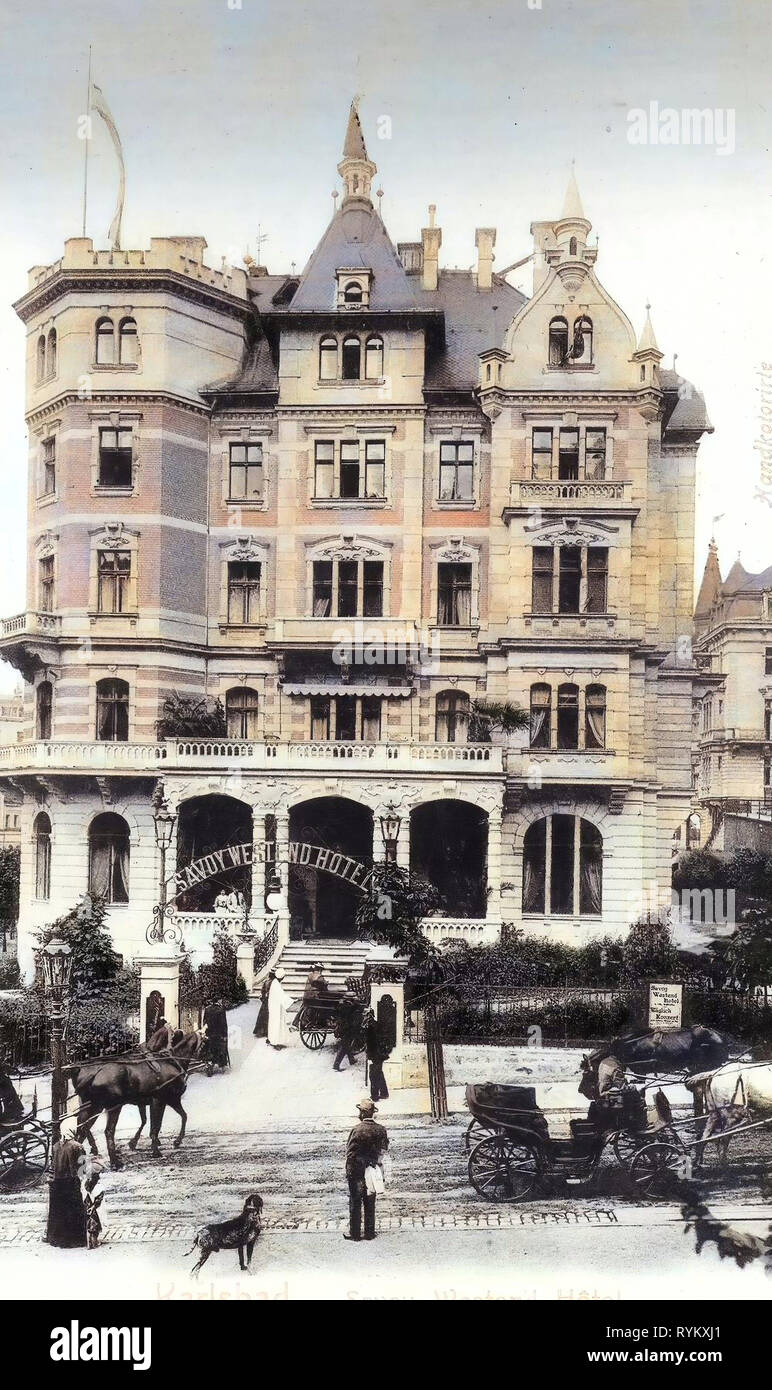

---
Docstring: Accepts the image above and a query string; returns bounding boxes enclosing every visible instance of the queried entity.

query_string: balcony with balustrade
[504,478,637,520]
[0,737,504,778]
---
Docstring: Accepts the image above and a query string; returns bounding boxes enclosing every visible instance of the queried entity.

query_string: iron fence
[404,982,772,1047]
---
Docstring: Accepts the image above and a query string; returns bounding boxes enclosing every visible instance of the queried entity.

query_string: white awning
[282,683,413,698]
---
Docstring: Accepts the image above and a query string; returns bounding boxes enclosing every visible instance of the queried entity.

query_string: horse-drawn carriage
[465,1081,653,1201]
[293,976,368,1051]
[0,1072,51,1182]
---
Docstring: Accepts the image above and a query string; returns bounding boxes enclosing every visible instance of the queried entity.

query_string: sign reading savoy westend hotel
[0,0,769,1353]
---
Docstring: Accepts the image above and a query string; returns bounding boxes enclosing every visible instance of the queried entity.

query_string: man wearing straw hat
[344,1096,388,1242]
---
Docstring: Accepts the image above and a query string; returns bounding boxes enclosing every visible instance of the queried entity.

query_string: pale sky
[1,0,770,693]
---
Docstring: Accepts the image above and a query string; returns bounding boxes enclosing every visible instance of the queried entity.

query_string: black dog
[186,1194,264,1277]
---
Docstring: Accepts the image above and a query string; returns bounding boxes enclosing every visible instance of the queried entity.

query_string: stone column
[275,810,291,947]
[136,953,185,1039]
[487,807,503,927]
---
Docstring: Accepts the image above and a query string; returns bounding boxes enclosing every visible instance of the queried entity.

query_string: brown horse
[63,1030,206,1169]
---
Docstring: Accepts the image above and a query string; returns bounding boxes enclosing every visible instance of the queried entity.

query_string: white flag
[90,82,125,250]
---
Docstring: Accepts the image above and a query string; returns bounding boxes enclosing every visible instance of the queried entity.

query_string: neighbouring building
[0,692,24,849]
[692,542,772,852]
[0,103,713,983]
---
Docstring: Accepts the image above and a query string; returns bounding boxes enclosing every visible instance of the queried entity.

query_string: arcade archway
[176,794,253,912]
[410,799,488,917]
[288,796,374,939]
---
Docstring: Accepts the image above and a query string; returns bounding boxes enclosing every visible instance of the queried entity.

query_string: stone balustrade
[420,917,500,943]
[0,738,504,775]
[509,479,632,506]
[1,610,61,638]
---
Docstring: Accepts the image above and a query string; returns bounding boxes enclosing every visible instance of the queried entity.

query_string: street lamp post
[147,788,178,947]
[379,804,402,864]
[41,938,73,1144]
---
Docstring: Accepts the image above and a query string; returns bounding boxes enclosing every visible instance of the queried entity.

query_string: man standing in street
[333,991,364,1072]
[344,1097,389,1242]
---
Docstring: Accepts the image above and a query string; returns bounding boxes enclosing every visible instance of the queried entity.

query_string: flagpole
[82,45,92,237]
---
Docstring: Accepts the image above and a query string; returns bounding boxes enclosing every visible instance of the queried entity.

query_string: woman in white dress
[267,967,293,1049]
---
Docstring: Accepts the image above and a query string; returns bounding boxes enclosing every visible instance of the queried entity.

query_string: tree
[0,845,20,925]
[156,693,227,740]
[35,894,121,999]
[721,904,772,991]
[354,862,440,966]
[465,698,530,742]
[195,923,248,1007]
[621,912,680,983]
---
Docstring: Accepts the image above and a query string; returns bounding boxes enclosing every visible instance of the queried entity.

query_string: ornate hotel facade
[1,105,712,982]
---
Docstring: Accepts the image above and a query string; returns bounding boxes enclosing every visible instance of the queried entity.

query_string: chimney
[475,228,496,290]
[529,221,556,294]
[421,205,442,291]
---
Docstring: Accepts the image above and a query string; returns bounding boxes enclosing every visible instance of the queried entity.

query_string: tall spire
[338,99,377,205]
[554,162,591,258]
[636,303,660,354]
[561,163,586,222]
[695,538,723,628]
[343,101,368,160]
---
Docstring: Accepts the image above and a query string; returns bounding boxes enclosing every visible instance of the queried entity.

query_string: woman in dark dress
[46,1115,87,1249]
[253,971,274,1037]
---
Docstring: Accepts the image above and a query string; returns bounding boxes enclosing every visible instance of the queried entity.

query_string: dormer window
[336,268,372,308]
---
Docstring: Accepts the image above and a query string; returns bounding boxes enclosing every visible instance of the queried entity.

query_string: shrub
[34,894,121,999]
[0,845,20,925]
[0,956,20,989]
[157,693,227,740]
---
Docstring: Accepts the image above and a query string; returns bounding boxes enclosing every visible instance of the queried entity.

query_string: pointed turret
[553,163,592,258]
[636,304,660,354]
[694,539,723,633]
[337,99,377,205]
[561,165,586,222]
[633,302,664,387]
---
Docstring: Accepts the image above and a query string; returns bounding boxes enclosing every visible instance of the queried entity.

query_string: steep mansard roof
[288,202,419,313]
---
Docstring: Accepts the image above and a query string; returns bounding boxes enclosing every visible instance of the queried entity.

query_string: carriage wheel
[464,1118,492,1155]
[611,1129,647,1170]
[0,1131,49,1178]
[468,1135,541,1203]
[298,1008,327,1051]
[628,1142,688,1197]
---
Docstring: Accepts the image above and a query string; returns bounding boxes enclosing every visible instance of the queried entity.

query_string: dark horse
[63,1030,205,1169]
[583,1025,730,1083]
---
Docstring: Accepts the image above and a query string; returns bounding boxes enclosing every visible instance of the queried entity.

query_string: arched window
[95,317,115,365]
[435,689,470,744]
[34,811,52,901]
[118,316,139,364]
[88,812,130,903]
[341,336,361,380]
[36,335,46,382]
[47,328,57,376]
[548,316,568,366]
[530,683,551,748]
[365,336,383,380]
[585,684,606,749]
[343,281,363,303]
[556,683,579,749]
[319,336,338,381]
[572,315,593,363]
[95,678,129,742]
[225,686,259,740]
[523,814,602,916]
[36,681,52,741]
[687,812,701,848]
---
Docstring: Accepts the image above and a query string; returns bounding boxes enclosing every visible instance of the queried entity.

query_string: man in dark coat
[202,998,230,1073]
[333,992,363,1072]
[364,1009,391,1102]
[253,971,274,1038]
[344,1097,388,1241]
